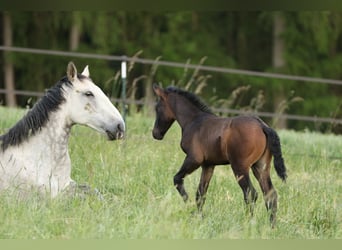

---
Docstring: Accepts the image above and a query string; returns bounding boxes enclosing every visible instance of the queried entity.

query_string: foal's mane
[0,75,85,151]
[165,86,214,114]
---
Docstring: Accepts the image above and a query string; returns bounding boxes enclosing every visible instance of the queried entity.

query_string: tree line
[1,11,342,132]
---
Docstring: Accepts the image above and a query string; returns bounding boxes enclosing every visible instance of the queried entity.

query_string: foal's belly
[202,144,230,166]
[203,158,230,166]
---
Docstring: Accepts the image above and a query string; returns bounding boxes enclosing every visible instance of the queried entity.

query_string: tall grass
[0,107,341,239]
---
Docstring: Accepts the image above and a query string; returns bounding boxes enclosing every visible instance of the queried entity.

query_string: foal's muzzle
[152,128,164,140]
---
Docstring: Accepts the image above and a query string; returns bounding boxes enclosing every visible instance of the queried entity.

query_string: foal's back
[184,115,267,166]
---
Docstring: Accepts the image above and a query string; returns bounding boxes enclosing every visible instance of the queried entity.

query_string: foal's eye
[84,91,94,97]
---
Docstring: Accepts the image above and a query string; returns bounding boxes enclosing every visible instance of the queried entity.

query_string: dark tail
[257,118,287,182]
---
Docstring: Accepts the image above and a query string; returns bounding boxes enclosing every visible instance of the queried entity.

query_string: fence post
[121,57,127,121]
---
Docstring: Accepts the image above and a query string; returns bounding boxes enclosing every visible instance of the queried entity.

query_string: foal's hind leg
[252,158,278,227]
[174,156,200,202]
[196,165,215,211]
[231,164,258,216]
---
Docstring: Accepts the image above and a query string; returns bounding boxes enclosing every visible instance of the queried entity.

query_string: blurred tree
[69,11,81,51]
[2,11,16,107]
[281,11,342,130]
[272,11,287,129]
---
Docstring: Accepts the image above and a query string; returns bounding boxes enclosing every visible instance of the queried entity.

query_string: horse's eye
[84,91,94,97]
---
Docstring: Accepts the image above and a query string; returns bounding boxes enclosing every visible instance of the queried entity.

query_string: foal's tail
[257,118,287,182]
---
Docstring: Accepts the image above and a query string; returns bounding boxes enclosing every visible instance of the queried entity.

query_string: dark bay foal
[152,84,287,227]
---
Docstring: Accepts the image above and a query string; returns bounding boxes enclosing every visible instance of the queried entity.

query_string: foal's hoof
[270,216,276,229]
[190,209,205,219]
[182,194,189,202]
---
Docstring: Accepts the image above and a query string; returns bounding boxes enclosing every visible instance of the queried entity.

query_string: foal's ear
[81,65,90,77]
[152,83,166,98]
[67,61,77,82]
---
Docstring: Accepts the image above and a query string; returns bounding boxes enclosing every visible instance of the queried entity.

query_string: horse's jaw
[81,121,125,141]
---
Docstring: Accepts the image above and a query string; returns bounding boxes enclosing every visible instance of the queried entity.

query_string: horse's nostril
[117,123,124,132]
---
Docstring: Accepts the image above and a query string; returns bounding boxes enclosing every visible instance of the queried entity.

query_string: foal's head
[65,62,125,140]
[152,84,175,140]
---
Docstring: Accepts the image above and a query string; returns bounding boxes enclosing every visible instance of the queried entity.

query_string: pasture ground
[0,107,341,239]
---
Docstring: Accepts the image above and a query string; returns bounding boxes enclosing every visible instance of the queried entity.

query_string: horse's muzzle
[106,123,125,140]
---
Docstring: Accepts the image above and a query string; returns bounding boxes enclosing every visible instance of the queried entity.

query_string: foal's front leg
[174,156,200,202]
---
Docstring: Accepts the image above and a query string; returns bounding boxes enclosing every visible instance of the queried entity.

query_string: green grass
[0,106,341,239]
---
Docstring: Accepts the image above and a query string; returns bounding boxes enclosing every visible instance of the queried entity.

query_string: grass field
[0,106,341,239]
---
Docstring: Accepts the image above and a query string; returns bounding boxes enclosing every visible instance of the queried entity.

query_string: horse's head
[65,62,125,140]
[152,84,175,140]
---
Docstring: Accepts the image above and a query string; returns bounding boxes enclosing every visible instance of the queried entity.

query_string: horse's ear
[81,65,90,77]
[67,62,77,82]
[153,83,166,98]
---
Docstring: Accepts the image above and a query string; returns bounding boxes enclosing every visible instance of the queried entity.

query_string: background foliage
[1,11,342,131]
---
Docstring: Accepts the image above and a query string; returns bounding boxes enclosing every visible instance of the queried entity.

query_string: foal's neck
[172,95,210,129]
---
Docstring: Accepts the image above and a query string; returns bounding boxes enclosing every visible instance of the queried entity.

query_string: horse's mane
[0,75,85,151]
[165,86,214,114]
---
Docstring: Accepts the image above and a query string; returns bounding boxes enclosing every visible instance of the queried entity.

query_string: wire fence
[0,46,342,125]
[1,46,342,86]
